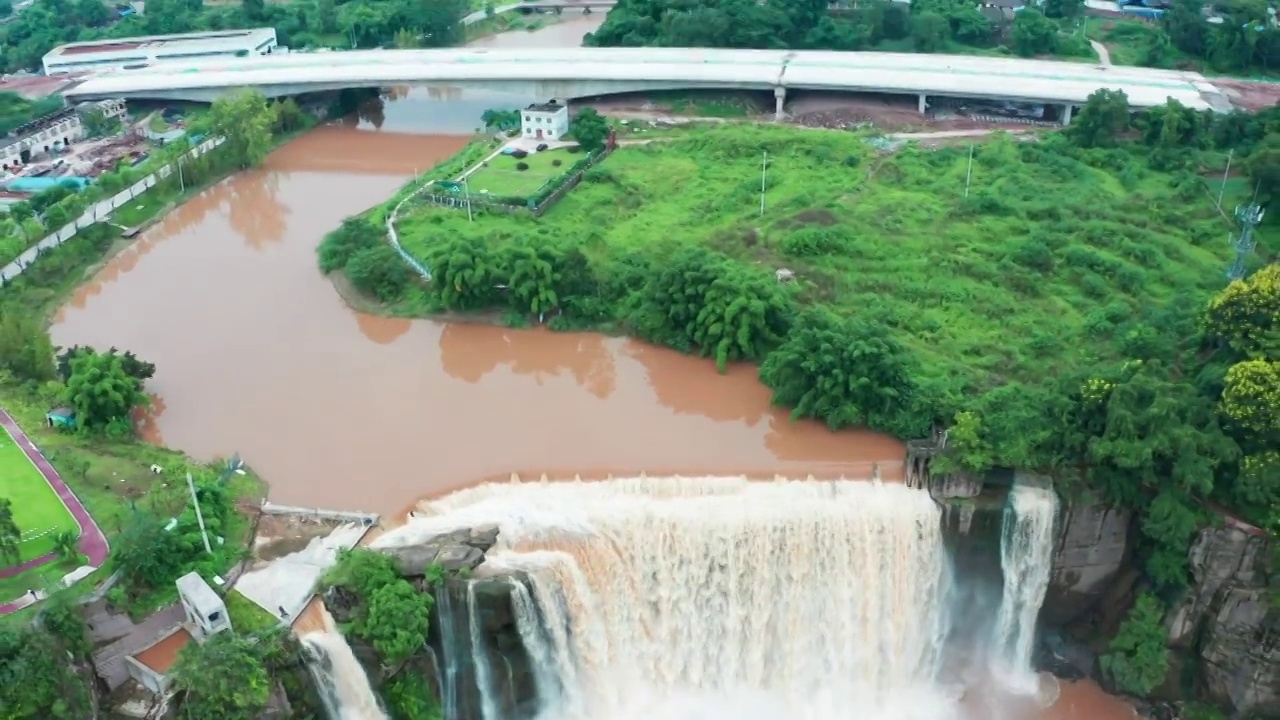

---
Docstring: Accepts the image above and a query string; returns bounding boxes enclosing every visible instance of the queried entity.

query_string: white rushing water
[376,475,959,720]
[302,605,390,720]
[991,480,1059,697]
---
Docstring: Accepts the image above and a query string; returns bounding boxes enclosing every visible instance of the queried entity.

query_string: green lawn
[465,148,574,200]
[0,425,78,564]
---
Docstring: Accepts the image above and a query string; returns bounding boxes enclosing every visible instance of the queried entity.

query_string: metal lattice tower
[1227,202,1264,282]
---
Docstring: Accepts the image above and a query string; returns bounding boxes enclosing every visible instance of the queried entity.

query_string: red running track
[0,409,109,614]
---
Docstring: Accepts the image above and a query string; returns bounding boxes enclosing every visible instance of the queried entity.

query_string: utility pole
[187,472,213,555]
[464,176,474,223]
[1226,197,1263,282]
[963,144,974,199]
[759,150,768,217]
[177,157,185,195]
[1216,149,1233,210]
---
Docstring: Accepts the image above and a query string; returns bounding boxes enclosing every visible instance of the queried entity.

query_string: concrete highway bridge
[61,48,1234,120]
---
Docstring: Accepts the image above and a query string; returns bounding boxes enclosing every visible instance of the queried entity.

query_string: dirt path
[0,409,109,614]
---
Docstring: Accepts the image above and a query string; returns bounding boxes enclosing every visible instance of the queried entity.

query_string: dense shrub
[318,218,382,272]
[515,162,530,171]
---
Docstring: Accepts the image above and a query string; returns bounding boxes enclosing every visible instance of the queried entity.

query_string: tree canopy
[171,632,272,720]
[64,347,148,430]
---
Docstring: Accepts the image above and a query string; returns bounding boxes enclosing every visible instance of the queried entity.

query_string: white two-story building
[521,101,570,142]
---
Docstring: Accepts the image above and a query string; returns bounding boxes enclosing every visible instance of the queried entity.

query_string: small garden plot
[0,425,78,564]
[465,148,574,199]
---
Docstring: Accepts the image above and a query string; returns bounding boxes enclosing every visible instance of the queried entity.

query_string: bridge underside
[65,78,1078,121]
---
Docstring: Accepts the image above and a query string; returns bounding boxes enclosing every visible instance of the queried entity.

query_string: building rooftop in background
[43,28,279,76]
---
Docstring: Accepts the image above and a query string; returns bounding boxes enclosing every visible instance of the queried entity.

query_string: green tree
[1204,263,1279,357]
[0,625,93,719]
[0,497,20,566]
[1220,359,1279,437]
[113,511,188,589]
[0,307,56,381]
[910,12,949,52]
[1011,9,1057,57]
[242,0,264,21]
[51,529,80,562]
[273,98,306,133]
[356,580,432,663]
[1236,450,1280,507]
[394,27,421,48]
[1043,0,1083,18]
[39,590,90,657]
[1245,135,1280,208]
[0,0,12,16]
[933,410,995,475]
[1069,88,1132,148]
[759,309,923,437]
[318,217,382,272]
[64,348,147,428]
[57,345,155,382]
[207,89,279,169]
[345,244,413,302]
[171,632,272,720]
[504,240,564,316]
[81,108,120,137]
[570,108,610,152]
[1101,593,1170,696]
[423,237,504,311]
[632,247,791,370]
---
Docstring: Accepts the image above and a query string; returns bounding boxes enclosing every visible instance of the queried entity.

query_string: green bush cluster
[322,549,437,665]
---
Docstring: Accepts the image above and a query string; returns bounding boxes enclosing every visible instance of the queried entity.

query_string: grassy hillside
[396,124,1246,400]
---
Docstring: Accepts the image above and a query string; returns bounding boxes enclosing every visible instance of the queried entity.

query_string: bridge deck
[63,47,1226,110]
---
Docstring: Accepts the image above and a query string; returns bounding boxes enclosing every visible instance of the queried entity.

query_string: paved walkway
[1090,39,1112,67]
[0,409,109,614]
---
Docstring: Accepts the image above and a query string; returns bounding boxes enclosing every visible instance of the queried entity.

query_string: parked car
[536,143,549,152]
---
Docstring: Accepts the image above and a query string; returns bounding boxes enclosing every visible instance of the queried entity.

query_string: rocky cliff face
[1041,501,1133,626]
[1166,526,1277,718]
[358,525,542,720]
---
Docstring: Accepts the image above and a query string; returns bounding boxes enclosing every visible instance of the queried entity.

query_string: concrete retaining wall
[258,501,379,525]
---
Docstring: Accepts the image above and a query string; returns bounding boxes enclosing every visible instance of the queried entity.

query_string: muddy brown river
[47,16,1135,720]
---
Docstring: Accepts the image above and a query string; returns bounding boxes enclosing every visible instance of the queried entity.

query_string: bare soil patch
[1212,78,1280,112]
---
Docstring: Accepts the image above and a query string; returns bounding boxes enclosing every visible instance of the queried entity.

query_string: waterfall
[468,580,502,720]
[991,480,1059,696]
[301,605,389,720]
[376,475,959,720]
[437,580,462,720]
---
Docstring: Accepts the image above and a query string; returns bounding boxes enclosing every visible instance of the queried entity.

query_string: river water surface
[48,16,1135,720]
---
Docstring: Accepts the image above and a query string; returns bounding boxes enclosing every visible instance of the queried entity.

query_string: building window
[524,115,531,122]
[547,130,554,137]
[208,611,222,623]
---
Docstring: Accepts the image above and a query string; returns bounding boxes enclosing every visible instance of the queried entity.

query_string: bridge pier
[1060,103,1074,125]
[918,93,928,114]
[774,86,787,121]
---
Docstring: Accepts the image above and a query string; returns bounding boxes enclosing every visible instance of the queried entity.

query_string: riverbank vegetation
[344,93,1277,611]
[0,90,327,719]
[0,0,471,73]
[0,90,302,613]
[587,0,1094,60]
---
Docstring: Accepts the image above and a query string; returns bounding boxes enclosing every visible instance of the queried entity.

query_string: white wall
[0,136,222,283]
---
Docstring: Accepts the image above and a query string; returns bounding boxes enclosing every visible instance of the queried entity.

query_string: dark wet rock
[380,525,500,576]
[1034,631,1098,682]
[258,681,292,719]
[1042,501,1132,625]
[322,585,361,625]
[425,572,542,720]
